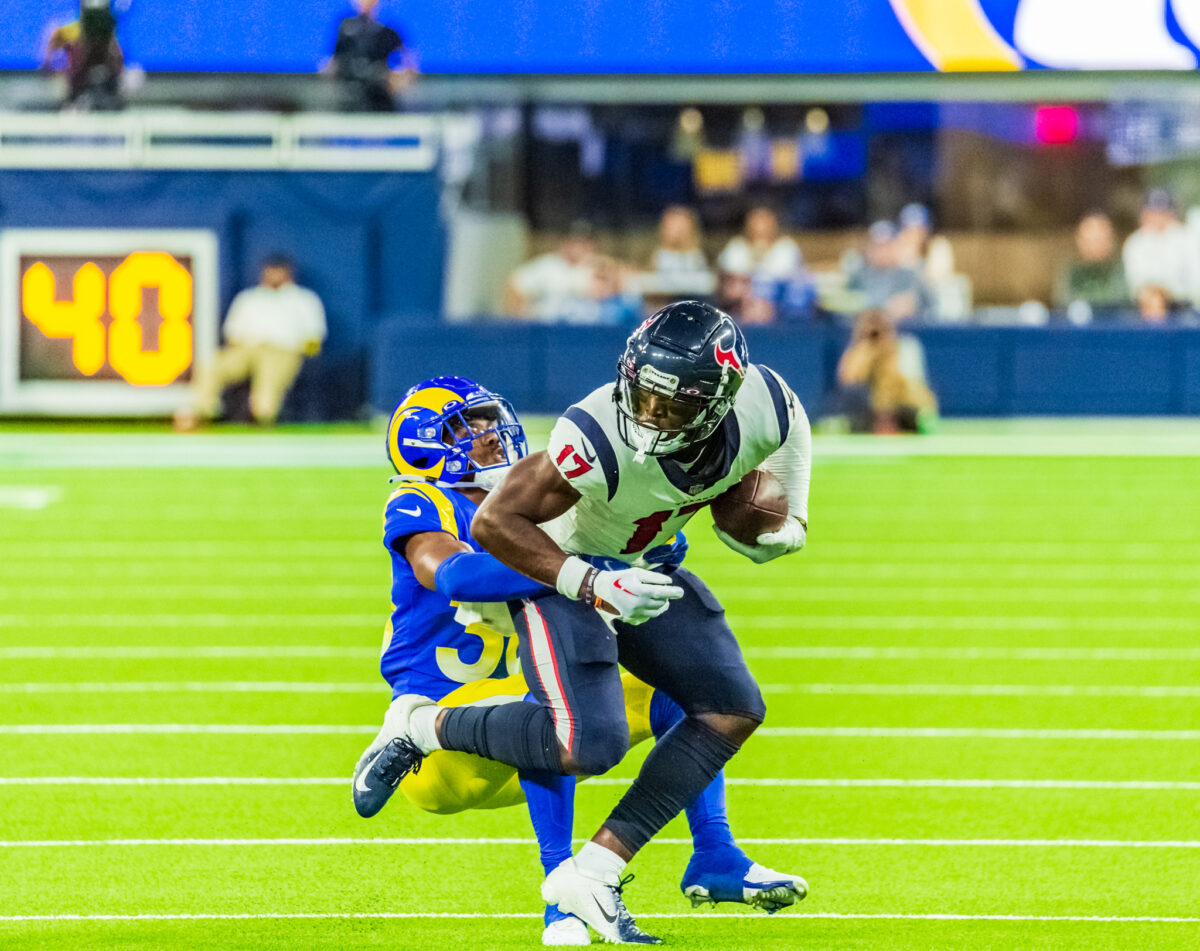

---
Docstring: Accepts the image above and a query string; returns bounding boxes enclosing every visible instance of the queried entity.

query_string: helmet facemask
[614,360,734,460]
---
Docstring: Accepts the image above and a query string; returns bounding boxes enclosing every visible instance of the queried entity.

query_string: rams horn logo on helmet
[714,339,745,376]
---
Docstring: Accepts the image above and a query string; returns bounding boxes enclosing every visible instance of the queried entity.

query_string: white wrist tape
[555,555,593,600]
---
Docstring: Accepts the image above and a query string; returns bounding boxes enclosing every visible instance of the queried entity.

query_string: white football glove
[591,566,684,625]
[713,515,806,564]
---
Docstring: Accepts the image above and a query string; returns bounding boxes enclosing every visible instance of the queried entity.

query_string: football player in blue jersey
[353,375,806,946]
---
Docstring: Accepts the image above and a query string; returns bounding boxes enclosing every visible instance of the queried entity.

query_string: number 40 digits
[21,252,193,386]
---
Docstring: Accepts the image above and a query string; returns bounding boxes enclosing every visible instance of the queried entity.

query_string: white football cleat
[542,857,661,945]
[541,913,590,946]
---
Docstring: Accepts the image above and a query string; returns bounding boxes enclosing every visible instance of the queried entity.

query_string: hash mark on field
[1,912,1198,923]
[0,487,60,510]
[3,777,1199,790]
[4,836,1200,849]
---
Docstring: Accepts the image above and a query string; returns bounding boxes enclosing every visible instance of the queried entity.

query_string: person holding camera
[835,309,937,434]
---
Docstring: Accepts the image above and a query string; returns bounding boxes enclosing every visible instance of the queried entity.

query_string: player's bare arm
[472,450,582,588]
[403,531,473,590]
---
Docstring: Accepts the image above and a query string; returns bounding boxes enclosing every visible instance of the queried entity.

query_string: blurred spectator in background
[895,203,969,321]
[583,256,642,325]
[1136,284,1173,324]
[174,255,327,431]
[43,0,124,111]
[835,309,937,434]
[633,205,715,311]
[651,206,708,275]
[718,206,802,284]
[647,205,712,293]
[843,220,930,323]
[1122,188,1191,308]
[717,206,815,324]
[503,221,599,323]
[1055,211,1128,324]
[328,0,416,112]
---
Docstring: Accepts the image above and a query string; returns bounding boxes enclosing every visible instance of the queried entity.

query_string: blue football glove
[642,532,688,571]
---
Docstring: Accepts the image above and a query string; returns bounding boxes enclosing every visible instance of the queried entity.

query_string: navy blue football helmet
[614,301,749,457]
[386,376,527,487]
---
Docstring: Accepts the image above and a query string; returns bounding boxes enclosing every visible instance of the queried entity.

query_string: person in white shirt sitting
[1122,188,1193,307]
[717,206,803,284]
[174,254,327,431]
[503,221,599,323]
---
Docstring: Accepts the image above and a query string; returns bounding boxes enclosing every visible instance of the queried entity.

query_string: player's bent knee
[568,730,630,777]
[696,711,761,748]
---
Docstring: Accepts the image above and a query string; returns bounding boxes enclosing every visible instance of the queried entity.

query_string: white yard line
[744,646,1200,661]
[758,727,1200,739]
[0,682,385,694]
[3,836,1200,849]
[1,912,1197,923]
[2,777,1198,790]
[6,681,1197,698]
[0,912,1197,923]
[5,644,1200,661]
[4,724,1200,738]
[758,683,1200,698]
[0,617,380,633]
[740,615,1200,631]
[0,646,376,659]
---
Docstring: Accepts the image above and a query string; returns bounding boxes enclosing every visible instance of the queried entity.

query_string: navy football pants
[513,567,765,776]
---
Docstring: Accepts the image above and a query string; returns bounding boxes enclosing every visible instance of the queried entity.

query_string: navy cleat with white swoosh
[351,693,435,818]
[542,858,661,945]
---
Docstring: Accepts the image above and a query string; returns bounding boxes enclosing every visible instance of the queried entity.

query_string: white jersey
[543,364,809,563]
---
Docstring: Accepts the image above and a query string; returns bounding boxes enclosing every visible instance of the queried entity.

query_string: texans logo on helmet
[714,339,745,376]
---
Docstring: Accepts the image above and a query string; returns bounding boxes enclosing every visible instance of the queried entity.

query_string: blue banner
[9,0,1200,74]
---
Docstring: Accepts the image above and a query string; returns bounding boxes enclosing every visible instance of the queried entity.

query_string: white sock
[575,841,627,884]
[407,704,443,754]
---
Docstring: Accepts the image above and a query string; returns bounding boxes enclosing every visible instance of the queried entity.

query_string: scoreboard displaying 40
[0,229,217,415]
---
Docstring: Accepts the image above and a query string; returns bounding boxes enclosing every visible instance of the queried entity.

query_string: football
[710,468,788,545]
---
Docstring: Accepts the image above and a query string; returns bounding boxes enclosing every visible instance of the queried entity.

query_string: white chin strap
[471,465,512,491]
[632,425,659,464]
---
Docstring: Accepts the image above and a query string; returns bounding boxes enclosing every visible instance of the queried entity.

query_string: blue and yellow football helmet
[386,376,527,486]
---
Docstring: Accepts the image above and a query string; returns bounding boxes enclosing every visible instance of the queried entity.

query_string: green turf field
[2,423,1199,950]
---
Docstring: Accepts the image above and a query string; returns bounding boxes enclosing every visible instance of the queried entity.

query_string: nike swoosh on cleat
[354,749,386,794]
[593,896,618,925]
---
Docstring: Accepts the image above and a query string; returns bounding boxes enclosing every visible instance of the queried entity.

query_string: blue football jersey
[380,481,520,700]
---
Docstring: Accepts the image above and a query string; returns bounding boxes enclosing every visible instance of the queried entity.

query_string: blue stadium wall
[0,168,446,420]
[371,322,1200,418]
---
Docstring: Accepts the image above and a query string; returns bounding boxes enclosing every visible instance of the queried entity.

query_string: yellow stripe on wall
[890,0,1022,71]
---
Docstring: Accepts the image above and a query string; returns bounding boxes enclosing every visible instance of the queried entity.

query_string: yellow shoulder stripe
[387,482,459,537]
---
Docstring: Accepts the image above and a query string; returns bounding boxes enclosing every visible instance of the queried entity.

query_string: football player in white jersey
[377,301,811,944]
